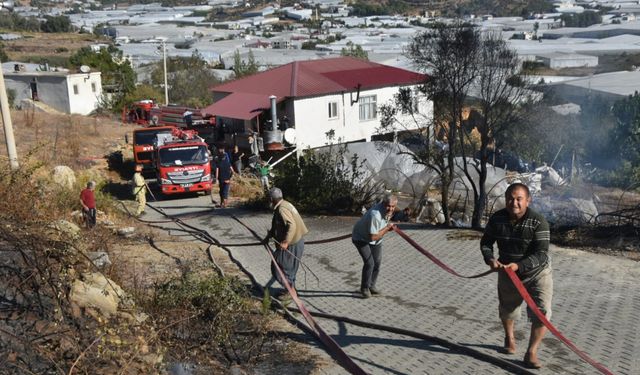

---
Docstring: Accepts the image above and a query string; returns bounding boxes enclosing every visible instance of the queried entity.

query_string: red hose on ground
[393,226,614,375]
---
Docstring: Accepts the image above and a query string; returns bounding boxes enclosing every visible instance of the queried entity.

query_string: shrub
[149,273,271,365]
[273,144,382,214]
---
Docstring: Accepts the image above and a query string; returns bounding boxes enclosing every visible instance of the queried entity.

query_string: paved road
[146,195,639,375]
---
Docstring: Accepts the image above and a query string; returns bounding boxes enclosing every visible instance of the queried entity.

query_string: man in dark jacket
[481,183,552,369]
[215,146,233,208]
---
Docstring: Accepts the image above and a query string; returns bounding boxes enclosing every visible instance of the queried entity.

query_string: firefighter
[133,164,147,216]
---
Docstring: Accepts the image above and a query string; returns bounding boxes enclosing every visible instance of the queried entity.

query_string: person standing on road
[215,146,234,208]
[80,181,97,228]
[231,145,244,174]
[133,164,147,216]
[257,160,270,191]
[480,182,552,369]
[263,187,308,300]
[352,193,397,299]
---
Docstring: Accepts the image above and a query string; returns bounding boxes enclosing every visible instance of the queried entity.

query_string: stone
[50,220,81,240]
[117,227,136,237]
[69,272,126,318]
[87,251,111,269]
[52,165,76,189]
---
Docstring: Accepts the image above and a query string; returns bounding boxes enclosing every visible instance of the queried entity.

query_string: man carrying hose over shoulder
[480,182,552,369]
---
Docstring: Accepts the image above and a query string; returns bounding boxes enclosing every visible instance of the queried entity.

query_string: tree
[40,15,73,33]
[340,42,369,60]
[232,50,259,78]
[69,46,136,112]
[606,92,640,186]
[463,33,534,228]
[404,22,481,226]
[381,24,533,228]
[150,52,221,107]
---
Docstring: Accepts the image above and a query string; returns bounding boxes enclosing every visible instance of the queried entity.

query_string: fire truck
[153,128,212,195]
[124,99,156,125]
[132,126,176,169]
[123,100,214,128]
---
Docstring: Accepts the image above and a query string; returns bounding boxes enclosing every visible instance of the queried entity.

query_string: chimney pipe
[269,95,277,130]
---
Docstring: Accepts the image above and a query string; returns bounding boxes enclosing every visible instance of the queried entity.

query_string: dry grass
[3,32,107,63]
[1,108,134,172]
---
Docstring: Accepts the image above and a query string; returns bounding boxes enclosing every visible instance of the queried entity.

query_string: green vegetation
[232,49,259,78]
[349,0,409,16]
[0,12,74,33]
[560,11,602,27]
[274,143,381,214]
[340,42,369,60]
[149,272,272,365]
[447,0,553,17]
[69,46,136,112]
[148,52,221,108]
[591,92,640,187]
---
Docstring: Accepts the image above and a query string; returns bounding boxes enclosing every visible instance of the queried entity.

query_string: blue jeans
[354,240,382,290]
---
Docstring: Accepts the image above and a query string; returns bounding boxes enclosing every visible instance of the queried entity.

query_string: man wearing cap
[263,187,308,299]
[481,182,552,369]
[133,164,147,216]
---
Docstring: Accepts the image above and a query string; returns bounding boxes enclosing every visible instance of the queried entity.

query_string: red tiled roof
[202,92,283,120]
[210,57,428,101]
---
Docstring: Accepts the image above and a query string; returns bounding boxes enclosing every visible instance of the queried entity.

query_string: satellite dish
[79,65,90,73]
[284,128,296,144]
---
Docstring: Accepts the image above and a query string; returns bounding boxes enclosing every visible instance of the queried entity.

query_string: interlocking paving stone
[148,197,640,374]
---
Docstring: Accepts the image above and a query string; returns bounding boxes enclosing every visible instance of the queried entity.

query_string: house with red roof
[203,56,432,151]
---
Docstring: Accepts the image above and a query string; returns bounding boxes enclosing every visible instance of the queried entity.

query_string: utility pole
[162,40,168,105]
[0,60,19,170]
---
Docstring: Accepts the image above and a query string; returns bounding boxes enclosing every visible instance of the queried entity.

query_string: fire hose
[391,226,614,375]
[136,203,613,375]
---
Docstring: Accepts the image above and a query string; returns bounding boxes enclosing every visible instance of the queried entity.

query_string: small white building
[3,62,103,115]
[536,52,598,69]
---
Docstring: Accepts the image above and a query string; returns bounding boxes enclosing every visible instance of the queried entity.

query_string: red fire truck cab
[154,128,212,195]
[132,126,176,169]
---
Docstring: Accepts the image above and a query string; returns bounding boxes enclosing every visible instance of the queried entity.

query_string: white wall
[292,85,433,149]
[67,72,103,115]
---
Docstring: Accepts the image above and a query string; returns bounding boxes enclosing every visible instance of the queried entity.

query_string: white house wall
[66,72,102,115]
[292,85,432,149]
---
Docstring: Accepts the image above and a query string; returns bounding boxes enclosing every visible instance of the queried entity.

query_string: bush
[0,158,161,374]
[273,144,382,214]
[149,272,271,365]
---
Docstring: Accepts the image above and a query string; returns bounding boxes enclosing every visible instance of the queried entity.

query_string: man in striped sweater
[481,183,552,369]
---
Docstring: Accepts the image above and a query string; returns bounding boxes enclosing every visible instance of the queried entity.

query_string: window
[73,85,79,95]
[91,82,96,92]
[359,95,377,121]
[328,101,338,119]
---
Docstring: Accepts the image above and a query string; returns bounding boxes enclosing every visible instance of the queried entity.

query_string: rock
[117,227,136,237]
[52,166,76,189]
[87,251,111,269]
[50,219,81,240]
[69,272,126,318]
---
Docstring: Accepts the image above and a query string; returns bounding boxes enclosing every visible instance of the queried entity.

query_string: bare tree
[463,32,534,228]
[380,22,481,225]
[381,25,534,228]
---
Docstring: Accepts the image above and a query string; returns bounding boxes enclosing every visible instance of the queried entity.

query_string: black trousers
[354,240,382,290]
[83,208,96,228]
